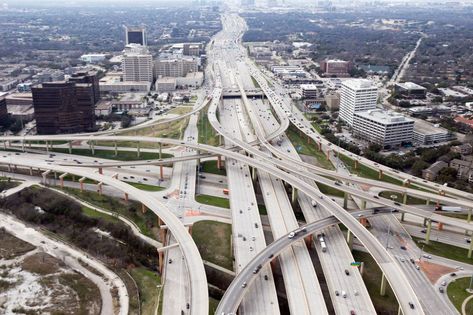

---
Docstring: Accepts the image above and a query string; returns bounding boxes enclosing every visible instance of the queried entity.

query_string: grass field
[352,250,399,314]
[378,191,426,205]
[200,160,226,176]
[447,276,473,312]
[62,187,158,238]
[198,111,219,146]
[339,154,403,186]
[130,267,162,315]
[317,182,345,198]
[286,129,334,170]
[0,232,36,259]
[167,106,193,116]
[195,194,230,208]
[412,236,473,265]
[125,182,165,192]
[192,221,233,270]
[52,147,172,161]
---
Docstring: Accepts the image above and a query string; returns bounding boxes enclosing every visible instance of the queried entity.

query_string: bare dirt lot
[0,233,101,315]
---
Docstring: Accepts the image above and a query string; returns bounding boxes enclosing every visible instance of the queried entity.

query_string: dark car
[344,269,350,276]
[409,302,415,309]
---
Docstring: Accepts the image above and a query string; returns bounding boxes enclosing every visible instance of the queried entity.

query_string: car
[335,290,339,296]
[451,273,457,277]
[345,269,350,276]
[268,254,274,259]
[439,287,444,293]
[169,259,172,264]
[415,265,420,270]
[423,254,432,259]
[253,268,259,274]
[162,196,168,199]
[400,258,405,263]
[394,202,401,206]
[249,247,254,251]
[421,229,427,234]
[441,281,447,286]
[410,258,415,264]
[288,232,295,239]
[466,238,471,243]
[373,195,379,199]
[252,236,256,241]
[242,282,247,288]
[350,311,356,315]
[409,302,415,309]
[254,223,259,228]
[400,245,407,250]
[342,291,347,298]
[264,275,268,280]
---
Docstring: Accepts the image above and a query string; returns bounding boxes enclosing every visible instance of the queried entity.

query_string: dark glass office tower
[126,26,146,46]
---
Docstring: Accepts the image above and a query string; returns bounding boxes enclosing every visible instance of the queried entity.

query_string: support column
[141,203,147,214]
[114,141,118,156]
[354,159,359,170]
[90,141,95,155]
[361,200,366,210]
[380,273,387,296]
[79,178,85,192]
[160,165,164,180]
[124,193,129,202]
[97,182,103,195]
[468,239,473,259]
[29,167,33,176]
[304,234,313,249]
[402,192,407,205]
[400,212,405,222]
[217,155,222,170]
[68,141,72,154]
[137,142,140,158]
[159,143,162,159]
[426,198,430,206]
[326,149,330,160]
[346,230,353,250]
[46,141,49,153]
[317,141,322,151]
[188,224,193,236]
[378,169,383,180]
[467,209,472,236]
[425,219,432,244]
[158,251,164,274]
[343,192,349,209]
[98,167,103,175]
[291,186,298,205]
[251,166,257,182]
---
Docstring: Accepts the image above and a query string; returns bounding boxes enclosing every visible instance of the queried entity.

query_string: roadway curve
[0,134,427,315]
[0,156,208,315]
[216,209,394,315]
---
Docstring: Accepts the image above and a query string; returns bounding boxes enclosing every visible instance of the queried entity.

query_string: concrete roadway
[220,99,280,313]
[250,96,376,315]
[216,209,395,315]
[368,215,457,314]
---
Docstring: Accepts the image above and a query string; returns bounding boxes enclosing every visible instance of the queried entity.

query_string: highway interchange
[1,9,473,315]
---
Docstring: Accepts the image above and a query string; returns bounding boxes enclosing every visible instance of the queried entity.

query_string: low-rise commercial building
[320,59,351,76]
[394,82,427,99]
[100,74,151,93]
[325,92,340,111]
[94,100,113,116]
[300,84,317,99]
[451,143,473,155]
[352,109,414,148]
[176,72,203,88]
[450,159,473,182]
[413,120,455,145]
[156,77,177,93]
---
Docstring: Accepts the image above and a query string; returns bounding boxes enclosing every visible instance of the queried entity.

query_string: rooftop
[342,79,376,90]
[413,119,450,135]
[396,82,426,90]
[355,109,413,124]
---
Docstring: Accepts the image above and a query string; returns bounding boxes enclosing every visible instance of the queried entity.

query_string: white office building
[413,120,455,145]
[339,79,378,126]
[352,109,414,148]
[122,44,153,83]
[154,57,199,78]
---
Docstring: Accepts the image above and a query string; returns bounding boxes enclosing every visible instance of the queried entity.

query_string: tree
[437,167,457,184]
[411,159,429,176]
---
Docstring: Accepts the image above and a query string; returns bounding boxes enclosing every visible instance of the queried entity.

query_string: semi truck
[434,205,462,212]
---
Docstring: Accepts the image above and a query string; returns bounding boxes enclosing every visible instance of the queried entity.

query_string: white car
[288,232,295,239]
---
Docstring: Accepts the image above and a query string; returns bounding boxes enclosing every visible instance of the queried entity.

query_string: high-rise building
[32,82,82,134]
[339,79,378,126]
[125,26,146,46]
[122,44,153,83]
[154,57,199,78]
[0,97,8,124]
[68,71,100,104]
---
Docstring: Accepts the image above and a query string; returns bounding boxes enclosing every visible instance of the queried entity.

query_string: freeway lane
[216,209,394,315]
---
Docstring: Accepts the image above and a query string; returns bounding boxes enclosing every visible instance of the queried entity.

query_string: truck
[319,235,327,252]
[311,200,317,207]
[223,189,229,195]
[435,205,462,212]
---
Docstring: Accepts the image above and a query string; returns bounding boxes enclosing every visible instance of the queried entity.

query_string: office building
[125,26,146,46]
[352,109,414,148]
[300,84,317,99]
[339,79,378,126]
[122,44,153,83]
[412,120,454,145]
[68,71,100,104]
[155,57,199,78]
[80,54,107,64]
[0,97,8,123]
[325,92,340,111]
[32,82,82,134]
[100,74,151,93]
[156,77,177,93]
[395,82,427,99]
[320,59,351,76]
